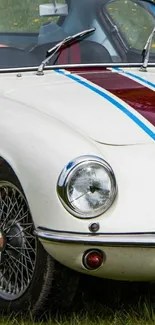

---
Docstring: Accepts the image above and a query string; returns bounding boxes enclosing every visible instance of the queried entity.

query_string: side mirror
[39,1,68,17]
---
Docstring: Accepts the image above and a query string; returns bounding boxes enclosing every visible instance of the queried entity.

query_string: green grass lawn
[1,304,155,325]
[1,277,155,325]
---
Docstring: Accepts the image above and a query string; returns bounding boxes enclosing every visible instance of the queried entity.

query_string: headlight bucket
[57,155,117,219]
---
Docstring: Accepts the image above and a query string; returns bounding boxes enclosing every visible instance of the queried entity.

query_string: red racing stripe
[66,67,155,127]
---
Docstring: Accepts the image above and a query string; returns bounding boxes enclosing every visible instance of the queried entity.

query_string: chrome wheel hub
[0,182,36,300]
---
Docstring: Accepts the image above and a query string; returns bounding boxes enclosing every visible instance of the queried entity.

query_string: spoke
[21,248,24,292]
[24,243,35,270]
[4,262,16,293]
[1,186,15,213]
[6,250,33,276]
[7,243,35,265]
[0,195,5,219]
[5,188,16,216]
[6,246,35,251]
[21,222,34,225]
[0,252,15,282]
[22,249,30,283]
[25,237,36,254]
[0,200,17,229]
[5,252,24,294]
[14,262,20,294]
[24,233,35,239]
[4,207,28,233]
[0,268,7,283]
[7,224,33,241]
[4,211,29,233]
[5,251,27,286]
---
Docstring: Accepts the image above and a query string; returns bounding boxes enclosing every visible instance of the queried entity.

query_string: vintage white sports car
[0,0,155,317]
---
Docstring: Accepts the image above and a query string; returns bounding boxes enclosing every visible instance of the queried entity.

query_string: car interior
[0,0,155,68]
[0,0,114,68]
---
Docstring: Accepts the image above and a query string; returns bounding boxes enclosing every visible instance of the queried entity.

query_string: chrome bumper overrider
[34,227,155,247]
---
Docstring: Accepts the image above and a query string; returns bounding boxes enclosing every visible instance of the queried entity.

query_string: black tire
[0,160,79,318]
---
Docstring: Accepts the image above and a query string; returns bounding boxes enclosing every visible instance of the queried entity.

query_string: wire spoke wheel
[0,164,79,318]
[0,182,36,300]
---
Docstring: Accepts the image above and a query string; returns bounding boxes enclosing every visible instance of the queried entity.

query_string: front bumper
[35,228,155,281]
[35,227,155,247]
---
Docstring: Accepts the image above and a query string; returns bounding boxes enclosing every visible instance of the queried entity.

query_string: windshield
[1,0,155,69]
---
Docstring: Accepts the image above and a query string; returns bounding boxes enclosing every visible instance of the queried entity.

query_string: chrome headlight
[57,156,117,219]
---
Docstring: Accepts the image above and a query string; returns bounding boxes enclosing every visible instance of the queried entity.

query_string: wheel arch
[0,155,24,190]
[0,155,18,174]
[0,155,36,225]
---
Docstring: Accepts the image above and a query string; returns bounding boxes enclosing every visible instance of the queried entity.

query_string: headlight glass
[57,156,117,219]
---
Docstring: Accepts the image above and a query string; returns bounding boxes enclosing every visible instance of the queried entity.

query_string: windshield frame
[0,62,155,74]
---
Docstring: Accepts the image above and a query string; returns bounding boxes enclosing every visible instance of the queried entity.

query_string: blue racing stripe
[55,69,155,141]
[113,67,155,89]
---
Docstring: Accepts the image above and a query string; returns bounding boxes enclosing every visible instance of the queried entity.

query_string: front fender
[0,97,102,232]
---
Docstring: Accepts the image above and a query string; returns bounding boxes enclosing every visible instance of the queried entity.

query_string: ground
[1,276,155,324]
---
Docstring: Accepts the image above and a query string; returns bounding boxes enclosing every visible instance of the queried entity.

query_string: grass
[1,278,155,324]
[1,304,155,325]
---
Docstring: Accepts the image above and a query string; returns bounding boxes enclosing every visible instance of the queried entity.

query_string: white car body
[1,0,155,315]
[1,66,155,282]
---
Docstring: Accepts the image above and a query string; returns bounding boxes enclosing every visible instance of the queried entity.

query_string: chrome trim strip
[0,62,155,73]
[34,228,155,247]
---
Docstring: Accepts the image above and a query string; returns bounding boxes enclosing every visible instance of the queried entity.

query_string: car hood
[0,66,155,145]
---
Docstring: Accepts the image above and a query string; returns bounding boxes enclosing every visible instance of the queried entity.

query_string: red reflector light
[83,250,105,270]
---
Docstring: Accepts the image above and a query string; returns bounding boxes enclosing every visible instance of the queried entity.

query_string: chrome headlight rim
[57,155,117,219]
